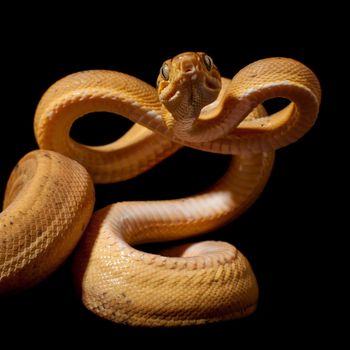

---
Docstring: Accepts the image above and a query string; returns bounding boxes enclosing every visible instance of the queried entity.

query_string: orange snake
[0,52,321,326]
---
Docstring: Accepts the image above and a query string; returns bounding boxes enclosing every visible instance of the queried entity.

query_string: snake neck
[165,98,203,140]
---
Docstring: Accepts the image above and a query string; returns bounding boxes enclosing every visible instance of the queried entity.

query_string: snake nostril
[182,61,196,74]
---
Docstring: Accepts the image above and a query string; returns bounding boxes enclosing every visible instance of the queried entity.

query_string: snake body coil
[0,52,320,326]
[0,151,94,293]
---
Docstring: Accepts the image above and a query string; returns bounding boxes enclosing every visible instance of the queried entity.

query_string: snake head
[157,52,222,121]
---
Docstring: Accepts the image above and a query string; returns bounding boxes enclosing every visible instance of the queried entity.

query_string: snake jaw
[158,83,181,102]
[168,90,181,102]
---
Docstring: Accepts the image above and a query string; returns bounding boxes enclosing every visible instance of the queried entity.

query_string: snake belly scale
[0,52,320,326]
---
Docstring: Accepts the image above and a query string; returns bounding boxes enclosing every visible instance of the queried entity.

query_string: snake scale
[0,52,321,326]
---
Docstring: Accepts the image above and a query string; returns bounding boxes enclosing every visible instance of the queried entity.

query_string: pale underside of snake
[0,52,321,327]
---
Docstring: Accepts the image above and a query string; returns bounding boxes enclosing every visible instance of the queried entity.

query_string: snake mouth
[168,90,180,102]
[159,86,180,103]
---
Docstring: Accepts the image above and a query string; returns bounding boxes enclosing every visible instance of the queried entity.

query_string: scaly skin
[0,52,320,326]
[0,150,95,293]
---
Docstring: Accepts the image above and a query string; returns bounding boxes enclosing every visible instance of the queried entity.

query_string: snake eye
[203,54,213,71]
[160,63,169,80]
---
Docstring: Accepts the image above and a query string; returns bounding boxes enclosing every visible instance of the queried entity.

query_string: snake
[0,52,321,327]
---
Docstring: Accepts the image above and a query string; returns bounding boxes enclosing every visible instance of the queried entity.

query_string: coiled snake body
[0,52,320,326]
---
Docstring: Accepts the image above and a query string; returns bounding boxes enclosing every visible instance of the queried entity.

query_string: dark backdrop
[0,7,341,347]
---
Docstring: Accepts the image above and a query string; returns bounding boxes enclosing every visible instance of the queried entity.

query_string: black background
[0,5,342,347]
